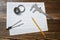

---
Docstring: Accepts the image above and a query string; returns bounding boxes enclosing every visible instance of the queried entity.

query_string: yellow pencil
[32,17,46,38]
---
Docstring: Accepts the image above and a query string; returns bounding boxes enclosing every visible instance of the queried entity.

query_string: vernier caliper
[30,4,53,19]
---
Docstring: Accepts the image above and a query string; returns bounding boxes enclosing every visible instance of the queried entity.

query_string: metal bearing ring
[14,5,25,15]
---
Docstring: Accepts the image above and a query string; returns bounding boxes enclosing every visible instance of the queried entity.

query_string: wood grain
[0,0,60,40]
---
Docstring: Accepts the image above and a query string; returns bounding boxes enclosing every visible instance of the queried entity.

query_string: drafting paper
[7,2,48,35]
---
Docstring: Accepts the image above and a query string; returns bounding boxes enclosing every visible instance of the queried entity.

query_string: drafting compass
[6,20,24,30]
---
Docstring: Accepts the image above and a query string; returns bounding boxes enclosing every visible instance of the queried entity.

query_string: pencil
[32,17,46,38]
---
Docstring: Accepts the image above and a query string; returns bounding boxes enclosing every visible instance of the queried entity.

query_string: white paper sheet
[7,2,48,35]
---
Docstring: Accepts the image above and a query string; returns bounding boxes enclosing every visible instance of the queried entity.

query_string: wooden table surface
[0,0,60,40]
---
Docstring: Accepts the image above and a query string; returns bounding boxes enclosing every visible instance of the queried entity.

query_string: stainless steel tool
[7,20,24,30]
[14,5,25,15]
[30,4,53,19]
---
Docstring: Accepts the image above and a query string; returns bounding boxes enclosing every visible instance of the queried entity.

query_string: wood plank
[7,0,60,2]
[0,0,60,40]
[0,32,60,39]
